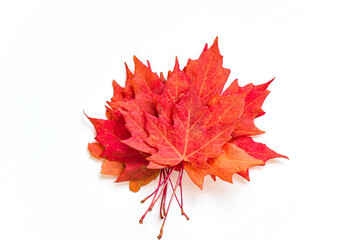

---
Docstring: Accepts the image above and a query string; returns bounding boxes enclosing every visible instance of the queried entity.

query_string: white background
[1,0,359,239]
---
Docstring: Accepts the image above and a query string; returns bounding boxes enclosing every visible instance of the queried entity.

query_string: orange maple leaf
[87,37,287,239]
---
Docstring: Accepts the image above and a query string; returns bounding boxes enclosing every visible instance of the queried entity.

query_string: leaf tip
[266,77,275,87]
[133,55,141,65]
[202,43,208,53]
[212,36,219,49]
[112,79,120,87]
[83,111,92,121]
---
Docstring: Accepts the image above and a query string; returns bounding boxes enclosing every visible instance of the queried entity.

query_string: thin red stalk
[139,168,174,224]
[151,168,173,209]
[168,169,189,220]
[159,170,167,219]
[161,182,167,218]
[139,165,188,239]
[140,169,163,204]
[157,168,182,239]
[179,167,184,209]
[162,177,168,217]
[140,168,171,204]
[162,168,172,217]
[179,167,188,219]
[168,178,181,207]
[143,167,178,204]
[159,170,164,219]
[147,171,164,212]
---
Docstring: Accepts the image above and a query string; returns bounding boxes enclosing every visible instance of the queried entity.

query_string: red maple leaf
[87,37,287,239]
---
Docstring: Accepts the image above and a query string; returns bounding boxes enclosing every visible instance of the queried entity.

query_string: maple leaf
[183,162,212,189]
[185,37,230,105]
[88,142,104,159]
[87,116,143,162]
[208,143,265,182]
[224,79,273,137]
[86,37,287,239]
[231,136,289,162]
[101,159,125,175]
[115,160,160,192]
[144,89,238,168]
[156,57,191,124]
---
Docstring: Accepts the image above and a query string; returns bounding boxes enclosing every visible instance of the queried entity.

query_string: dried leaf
[86,37,287,239]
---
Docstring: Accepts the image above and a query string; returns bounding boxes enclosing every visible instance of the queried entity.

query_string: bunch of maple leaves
[87,37,287,239]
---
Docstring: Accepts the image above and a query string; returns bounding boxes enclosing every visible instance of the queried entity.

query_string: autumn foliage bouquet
[87,37,287,238]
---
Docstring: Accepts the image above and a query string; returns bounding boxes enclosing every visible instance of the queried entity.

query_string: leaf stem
[157,166,182,239]
[139,165,188,239]
[168,172,189,220]
[139,167,174,223]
